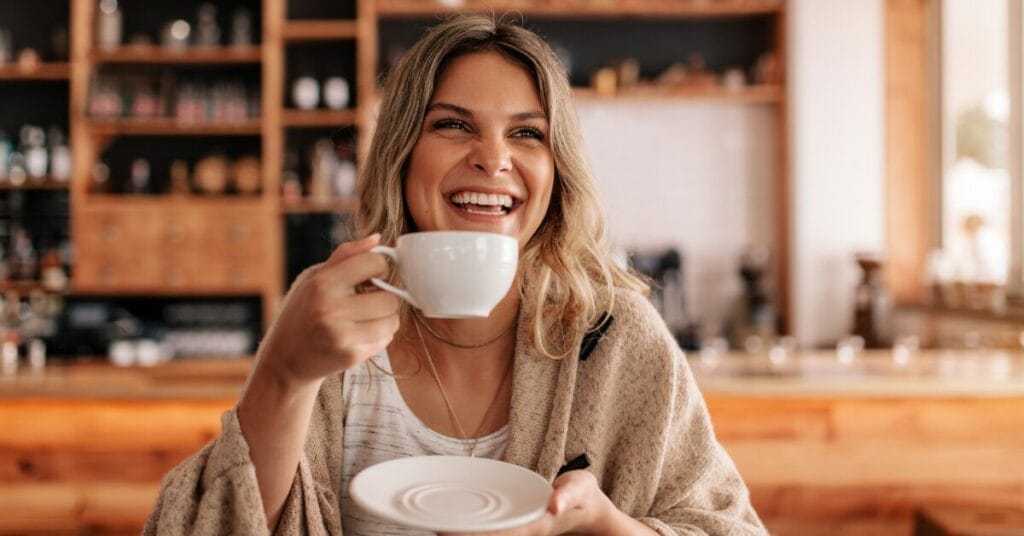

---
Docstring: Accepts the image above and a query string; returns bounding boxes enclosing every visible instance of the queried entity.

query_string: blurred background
[0,0,1022,534]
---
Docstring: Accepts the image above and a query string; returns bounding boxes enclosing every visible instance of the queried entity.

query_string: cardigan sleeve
[143,385,345,536]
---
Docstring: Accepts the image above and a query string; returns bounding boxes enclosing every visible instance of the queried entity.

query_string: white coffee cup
[370,231,518,319]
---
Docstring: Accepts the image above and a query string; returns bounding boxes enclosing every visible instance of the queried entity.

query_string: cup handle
[369,245,419,308]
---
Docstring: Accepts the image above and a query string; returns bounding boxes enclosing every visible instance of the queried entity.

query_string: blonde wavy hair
[357,14,648,359]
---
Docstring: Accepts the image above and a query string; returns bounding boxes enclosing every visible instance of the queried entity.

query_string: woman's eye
[513,127,545,141]
[432,118,470,132]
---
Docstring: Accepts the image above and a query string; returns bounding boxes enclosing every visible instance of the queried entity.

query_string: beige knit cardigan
[144,290,766,535]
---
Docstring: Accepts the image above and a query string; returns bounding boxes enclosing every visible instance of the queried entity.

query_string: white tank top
[340,352,509,535]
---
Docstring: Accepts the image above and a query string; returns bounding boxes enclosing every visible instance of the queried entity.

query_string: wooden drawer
[74,205,271,292]
[75,252,161,288]
[204,209,268,255]
[75,208,159,251]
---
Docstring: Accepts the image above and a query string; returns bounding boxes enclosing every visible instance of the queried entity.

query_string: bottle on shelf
[0,29,12,66]
[130,158,151,194]
[231,9,253,48]
[334,143,357,197]
[20,126,48,182]
[48,127,71,183]
[0,130,10,182]
[95,0,123,50]
[195,3,222,47]
[323,77,351,110]
[9,226,38,281]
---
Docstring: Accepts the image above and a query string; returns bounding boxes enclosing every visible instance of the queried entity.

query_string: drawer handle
[100,265,117,284]
[228,266,246,284]
[100,224,118,243]
[164,266,185,286]
[227,223,249,243]
[164,223,186,243]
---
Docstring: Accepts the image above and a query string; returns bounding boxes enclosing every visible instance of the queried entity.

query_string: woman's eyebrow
[427,102,472,117]
[426,102,547,121]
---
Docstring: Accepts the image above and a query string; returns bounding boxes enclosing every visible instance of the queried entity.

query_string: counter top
[690,350,1024,397]
[1,350,1022,400]
[0,357,252,400]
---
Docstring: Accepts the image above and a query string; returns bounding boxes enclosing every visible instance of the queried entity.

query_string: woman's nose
[468,136,512,176]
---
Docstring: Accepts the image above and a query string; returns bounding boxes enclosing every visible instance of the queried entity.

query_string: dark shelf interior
[0,0,70,62]
[98,136,262,195]
[284,211,354,288]
[116,0,263,47]
[379,15,776,86]
[287,0,357,21]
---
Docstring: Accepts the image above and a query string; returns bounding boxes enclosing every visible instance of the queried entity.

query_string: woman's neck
[392,284,520,378]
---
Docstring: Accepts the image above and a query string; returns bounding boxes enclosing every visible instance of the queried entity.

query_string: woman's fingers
[339,290,401,321]
[314,249,390,293]
[324,233,380,267]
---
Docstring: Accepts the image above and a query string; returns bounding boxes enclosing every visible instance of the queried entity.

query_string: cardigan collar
[503,289,580,481]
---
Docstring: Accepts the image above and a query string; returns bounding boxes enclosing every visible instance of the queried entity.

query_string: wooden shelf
[0,280,68,295]
[281,109,357,127]
[283,20,359,41]
[85,118,262,137]
[281,197,357,214]
[573,84,783,103]
[0,63,70,81]
[377,0,783,19]
[69,284,265,296]
[83,195,265,209]
[898,302,1024,325]
[0,179,70,191]
[90,46,262,65]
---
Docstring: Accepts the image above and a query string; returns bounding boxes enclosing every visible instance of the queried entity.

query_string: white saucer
[349,456,552,533]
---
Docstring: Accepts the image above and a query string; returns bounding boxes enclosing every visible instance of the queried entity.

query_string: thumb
[325,233,381,266]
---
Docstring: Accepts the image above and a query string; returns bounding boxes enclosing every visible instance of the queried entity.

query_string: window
[934,0,1018,289]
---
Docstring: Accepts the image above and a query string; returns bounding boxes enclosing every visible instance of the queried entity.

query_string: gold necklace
[414,310,515,350]
[412,317,514,458]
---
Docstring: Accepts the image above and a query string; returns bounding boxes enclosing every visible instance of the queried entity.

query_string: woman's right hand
[256,233,401,388]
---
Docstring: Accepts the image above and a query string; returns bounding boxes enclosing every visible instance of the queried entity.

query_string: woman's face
[404,50,555,249]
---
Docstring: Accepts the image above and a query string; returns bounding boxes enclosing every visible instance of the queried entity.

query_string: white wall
[788,0,885,346]
[577,0,886,347]
[577,101,777,330]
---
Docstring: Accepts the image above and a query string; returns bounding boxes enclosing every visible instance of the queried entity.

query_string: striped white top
[340,351,509,535]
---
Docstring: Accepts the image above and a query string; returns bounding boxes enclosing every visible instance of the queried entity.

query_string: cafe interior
[0,0,1022,534]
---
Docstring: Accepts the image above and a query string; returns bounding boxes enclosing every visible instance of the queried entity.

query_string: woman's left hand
[438,470,616,536]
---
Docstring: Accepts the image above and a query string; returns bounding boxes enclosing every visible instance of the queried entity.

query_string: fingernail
[366,233,381,242]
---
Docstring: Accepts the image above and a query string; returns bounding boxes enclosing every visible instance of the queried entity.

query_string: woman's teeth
[450,191,514,215]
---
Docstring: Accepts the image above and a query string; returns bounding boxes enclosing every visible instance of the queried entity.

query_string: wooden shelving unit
[90,45,263,64]
[84,118,262,136]
[84,195,265,209]
[282,20,359,41]
[573,84,783,103]
[0,63,71,81]
[376,0,783,19]
[0,281,67,295]
[0,179,70,190]
[281,108,358,127]
[281,197,358,214]
[43,0,788,339]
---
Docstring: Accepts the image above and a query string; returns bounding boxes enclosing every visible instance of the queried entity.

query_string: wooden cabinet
[73,203,271,293]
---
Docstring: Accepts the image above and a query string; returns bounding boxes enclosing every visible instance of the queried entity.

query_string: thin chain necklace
[412,316,514,458]
[414,310,515,350]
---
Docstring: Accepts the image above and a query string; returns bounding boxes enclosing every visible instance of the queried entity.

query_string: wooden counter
[0,352,1021,535]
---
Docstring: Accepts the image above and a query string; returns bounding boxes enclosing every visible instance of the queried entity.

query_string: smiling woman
[143,14,767,536]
